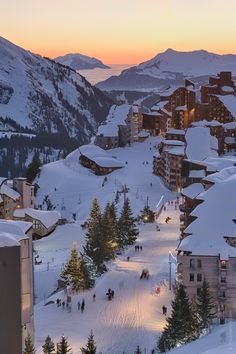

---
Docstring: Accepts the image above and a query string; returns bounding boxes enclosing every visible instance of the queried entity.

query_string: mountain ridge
[55,53,110,70]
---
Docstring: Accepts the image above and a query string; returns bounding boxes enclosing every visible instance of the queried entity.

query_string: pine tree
[80,254,96,289]
[157,284,193,351]
[197,278,216,330]
[42,335,55,353]
[190,298,201,340]
[102,202,118,259]
[56,336,72,354]
[135,345,142,354]
[23,333,36,354]
[80,330,97,354]
[25,151,41,183]
[61,243,83,291]
[118,198,139,247]
[84,199,107,273]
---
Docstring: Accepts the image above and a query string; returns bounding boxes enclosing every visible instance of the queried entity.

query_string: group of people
[165,216,171,224]
[56,298,72,312]
[140,268,149,279]
[106,288,115,300]
[77,298,85,313]
[134,245,142,252]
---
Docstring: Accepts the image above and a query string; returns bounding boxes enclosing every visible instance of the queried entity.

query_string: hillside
[55,53,110,70]
[96,49,236,91]
[0,36,113,176]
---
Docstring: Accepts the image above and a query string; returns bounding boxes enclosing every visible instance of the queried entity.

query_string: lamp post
[169,251,172,291]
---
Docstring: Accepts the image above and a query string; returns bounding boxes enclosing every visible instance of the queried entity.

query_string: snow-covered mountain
[55,53,110,70]
[0,36,112,137]
[96,49,236,91]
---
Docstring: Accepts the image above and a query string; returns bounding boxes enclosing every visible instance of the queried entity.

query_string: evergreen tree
[190,298,201,340]
[157,284,193,352]
[42,335,55,353]
[118,198,139,247]
[61,243,83,291]
[56,336,72,354]
[80,330,97,354]
[23,333,36,354]
[80,254,96,289]
[84,199,107,273]
[135,345,142,354]
[197,278,216,330]
[102,202,118,259]
[25,151,41,183]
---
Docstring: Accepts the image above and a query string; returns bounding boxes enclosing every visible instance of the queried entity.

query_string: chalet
[0,219,34,351]
[13,208,61,239]
[177,168,236,322]
[79,144,124,175]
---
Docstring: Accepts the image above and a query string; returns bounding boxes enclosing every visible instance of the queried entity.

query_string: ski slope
[35,203,180,354]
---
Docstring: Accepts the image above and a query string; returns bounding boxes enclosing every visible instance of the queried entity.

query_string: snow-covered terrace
[178,168,236,258]
[79,144,124,168]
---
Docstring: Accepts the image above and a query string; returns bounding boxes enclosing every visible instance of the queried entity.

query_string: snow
[0,232,20,247]
[215,95,236,118]
[54,53,109,71]
[185,127,218,160]
[14,208,61,228]
[225,137,236,145]
[138,130,150,138]
[163,140,185,146]
[181,183,205,199]
[35,203,180,354]
[167,129,185,135]
[224,121,236,130]
[175,105,187,111]
[189,170,206,178]
[151,100,168,111]
[222,86,234,93]
[0,219,31,239]
[191,120,222,128]
[178,167,236,257]
[97,104,131,137]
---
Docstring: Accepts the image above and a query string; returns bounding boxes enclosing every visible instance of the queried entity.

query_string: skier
[77,300,80,311]
[62,301,65,310]
[81,299,85,313]
[56,298,60,307]
[127,256,130,261]
[111,290,114,298]
[140,245,142,251]
[162,305,167,315]
[93,293,96,302]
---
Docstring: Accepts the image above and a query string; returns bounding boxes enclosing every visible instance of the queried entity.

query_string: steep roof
[215,95,236,117]
[14,208,61,229]
[79,144,124,169]
[0,219,32,240]
[0,232,20,247]
[0,182,20,201]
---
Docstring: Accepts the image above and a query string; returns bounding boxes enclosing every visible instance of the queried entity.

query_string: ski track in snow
[35,204,180,354]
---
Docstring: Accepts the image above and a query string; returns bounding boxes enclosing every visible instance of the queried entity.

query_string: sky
[1,0,236,64]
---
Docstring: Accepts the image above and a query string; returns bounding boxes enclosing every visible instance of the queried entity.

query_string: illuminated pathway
[35,202,180,354]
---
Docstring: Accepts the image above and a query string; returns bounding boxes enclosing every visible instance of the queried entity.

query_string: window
[220,273,226,283]
[197,274,202,282]
[190,259,195,269]
[189,273,194,282]
[197,288,201,296]
[220,260,227,269]
[219,289,226,298]
[197,259,202,268]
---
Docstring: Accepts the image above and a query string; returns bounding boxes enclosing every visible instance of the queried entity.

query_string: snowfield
[35,204,180,354]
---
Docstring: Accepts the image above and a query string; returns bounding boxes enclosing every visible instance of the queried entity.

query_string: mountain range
[96,49,236,91]
[55,53,110,71]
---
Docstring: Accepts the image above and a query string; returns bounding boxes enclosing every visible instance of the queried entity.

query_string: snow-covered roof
[191,120,222,128]
[163,140,185,146]
[175,105,187,111]
[215,95,236,117]
[0,182,20,201]
[224,121,236,130]
[97,104,131,137]
[222,86,234,93]
[182,183,205,199]
[138,130,150,138]
[151,100,168,111]
[0,232,20,248]
[160,108,172,117]
[164,145,185,156]
[0,177,7,187]
[203,166,236,184]
[225,137,236,145]
[0,219,32,240]
[178,168,236,258]
[166,129,185,135]
[79,144,124,169]
[14,208,61,229]
[189,169,206,178]
[185,127,218,160]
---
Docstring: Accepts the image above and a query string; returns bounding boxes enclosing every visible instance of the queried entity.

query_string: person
[59,299,61,307]
[127,256,130,261]
[93,293,96,302]
[140,245,142,251]
[62,301,65,310]
[77,300,80,311]
[151,350,155,354]
[81,299,85,313]
[56,298,60,307]
[111,290,114,298]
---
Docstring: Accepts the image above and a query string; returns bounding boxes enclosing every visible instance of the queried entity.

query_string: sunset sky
[1,0,236,64]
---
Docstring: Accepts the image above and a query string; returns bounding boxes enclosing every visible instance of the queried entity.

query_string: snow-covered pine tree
[56,336,72,354]
[42,335,55,353]
[157,283,193,352]
[80,330,97,354]
[190,298,201,340]
[80,254,96,289]
[61,242,83,291]
[23,333,36,354]
[134,345,142,354]
[118,197,139,247]
[84,199,107,273]
[197,278,216,330]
